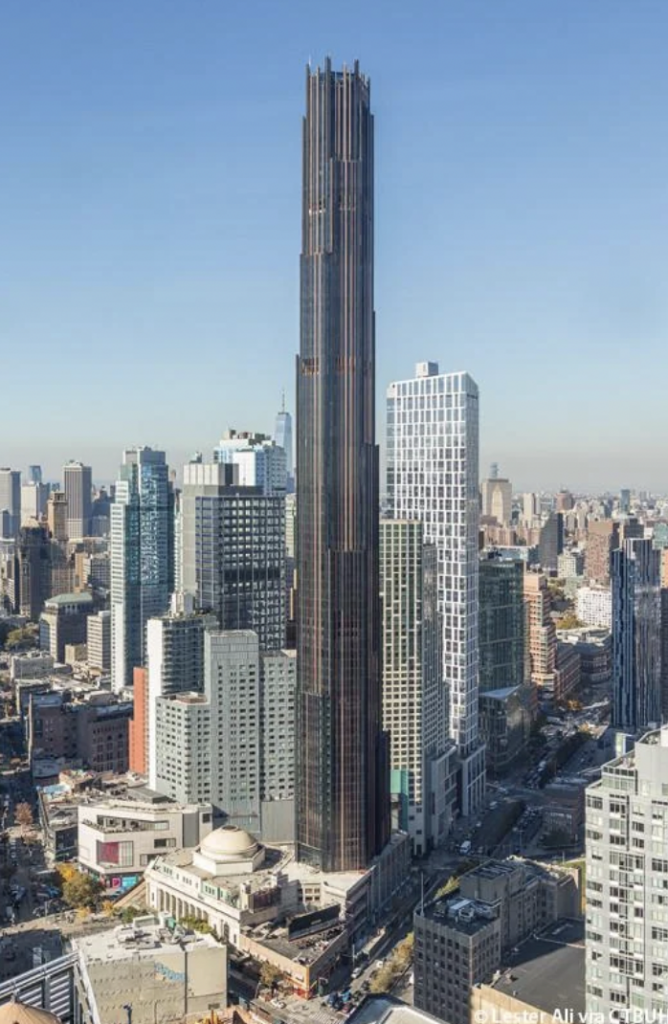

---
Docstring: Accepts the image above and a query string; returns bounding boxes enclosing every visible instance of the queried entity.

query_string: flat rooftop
[421,898,498,936]
[467,860,520,881]
[283,856,367,893]
[492,919,585,1016]
[252,921,345,965]
[155,843,287,894]
[350,996,445,1024]
[44,592,94,606]
[466,858,565,885]
[72,916,220,963]
[154,843,368,898]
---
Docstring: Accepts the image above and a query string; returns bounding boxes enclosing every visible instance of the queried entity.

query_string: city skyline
[2,23,668,1019]
[3,3,668,490]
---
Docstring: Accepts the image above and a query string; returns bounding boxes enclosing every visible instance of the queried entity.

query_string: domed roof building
[145,823,297,948]
[193,825,265,875]
[0,998,61,1024]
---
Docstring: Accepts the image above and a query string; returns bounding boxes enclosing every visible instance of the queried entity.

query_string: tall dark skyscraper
[295,59,389,871]
[611,537,661,731]
[538,511,563,573]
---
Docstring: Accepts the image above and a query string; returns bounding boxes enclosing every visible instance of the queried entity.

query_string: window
[97,840,134,868]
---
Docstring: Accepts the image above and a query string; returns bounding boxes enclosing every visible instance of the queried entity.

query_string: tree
[15,801,33,834]
[369,936,414,994]
[260,962,283,991]
[62,870,103,909]
[369,963,399,995]
[121,906,145,925]
[5,627,37,651]
[180,914,214,935]
[435,875,460,900]
[558,612,583,630]
[56,863,77,885]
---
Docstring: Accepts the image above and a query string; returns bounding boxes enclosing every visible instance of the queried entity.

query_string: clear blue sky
[2,0,668,491]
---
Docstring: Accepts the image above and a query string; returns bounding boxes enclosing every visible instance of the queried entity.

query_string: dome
[0,998,61,1024]
[200,825,259,860]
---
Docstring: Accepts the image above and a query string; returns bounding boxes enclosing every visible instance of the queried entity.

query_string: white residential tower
[387,362,485,814]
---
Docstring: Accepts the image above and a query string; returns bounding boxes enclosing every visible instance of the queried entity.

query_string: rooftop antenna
[281,389,286,414]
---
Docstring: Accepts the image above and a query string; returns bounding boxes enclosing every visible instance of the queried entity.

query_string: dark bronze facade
[295,59,389,871]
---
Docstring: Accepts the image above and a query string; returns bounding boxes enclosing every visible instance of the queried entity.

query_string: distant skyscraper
[28,466,42,485]
[538,511,564,572]
[555,490,574,512]
[181,462,285,650]
[90,487,112,538]
[380,520,457,855]
[213,430,287,496]
[110,447,174,693]
[63,461,92,540]
[585,519,619,586]
[16,523,50,620]
[522,492,538,526]
[481,469,512,526]
[611,537,661,731]
[47,491,69,543]
[274,396,294,490]
[0,468,21,539]
[619,488,631,514]
[387,362,486,814]
[296,59,389,870]
[21,482,48,525]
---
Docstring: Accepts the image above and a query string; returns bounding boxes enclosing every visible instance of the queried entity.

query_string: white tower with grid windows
[387,362,485,814]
